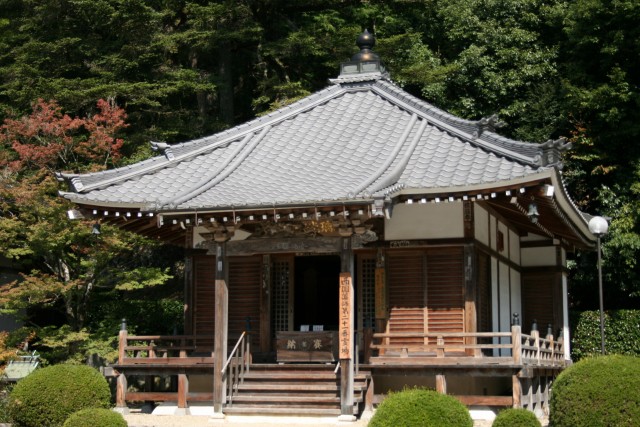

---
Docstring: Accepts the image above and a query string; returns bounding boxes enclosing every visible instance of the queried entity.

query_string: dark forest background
[0,0,638,363]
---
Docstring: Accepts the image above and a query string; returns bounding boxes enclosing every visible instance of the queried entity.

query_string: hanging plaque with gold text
[339,272,353,360]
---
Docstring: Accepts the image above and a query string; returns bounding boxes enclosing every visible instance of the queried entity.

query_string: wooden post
[212,235,229,417]
[374,248,387,354]
[436,373,447,394]
[118,319,127,365]
[177,373,189,415]
[532,329,540,365]
[339,234,355,421]
[115,372,129,414]
[184,229,194,335]
[365,376,374,412]
[512,375,522,408]
[512,325,522,364]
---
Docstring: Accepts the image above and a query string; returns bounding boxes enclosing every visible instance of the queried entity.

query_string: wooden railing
[113,323,216,412]
[221,331,251,406]
[370,325,565,368]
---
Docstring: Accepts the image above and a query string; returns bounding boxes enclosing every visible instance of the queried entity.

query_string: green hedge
[7,364,111,427]
[492,408,541,427]
[368,388,472,427]
[571,309,640,361]
[63,408,127,427]
[549,355,640,426]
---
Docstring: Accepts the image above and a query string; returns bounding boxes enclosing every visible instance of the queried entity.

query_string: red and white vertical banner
[339,272,353,360]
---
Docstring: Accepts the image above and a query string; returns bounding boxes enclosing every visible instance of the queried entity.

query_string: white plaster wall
[491,257,500,356]
[562,274,570,359]
[521,246,556,267]
[385,202,464,240]
[192,225,208,248]
[510,268,522,323]
[474,205,490,246]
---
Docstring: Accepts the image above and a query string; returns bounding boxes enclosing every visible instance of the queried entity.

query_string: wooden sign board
[375,267,387,319]
[339,272,353,360]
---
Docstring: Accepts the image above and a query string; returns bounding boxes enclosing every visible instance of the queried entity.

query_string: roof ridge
[371,80,542,166]
[369,117,429,195]
[347,113,418,198]
[153,130,259,210]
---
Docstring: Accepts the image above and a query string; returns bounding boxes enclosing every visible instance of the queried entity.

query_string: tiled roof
[58,77,563,212]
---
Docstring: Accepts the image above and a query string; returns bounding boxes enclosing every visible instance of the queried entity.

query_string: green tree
[0,100,178,364]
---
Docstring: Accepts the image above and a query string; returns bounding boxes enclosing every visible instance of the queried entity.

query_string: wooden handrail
[369,327,566,368]
[221,331,251,406]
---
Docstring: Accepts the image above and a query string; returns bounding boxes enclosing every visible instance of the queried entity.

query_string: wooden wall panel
[387,252,425,345]
[522,271,555,334]
[426,248,465,344]
[193,254,215,350]
[228,256,262,345]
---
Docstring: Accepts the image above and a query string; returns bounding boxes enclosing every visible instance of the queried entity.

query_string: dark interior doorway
[294,255,340,331]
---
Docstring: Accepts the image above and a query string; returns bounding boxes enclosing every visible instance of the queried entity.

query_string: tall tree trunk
[218,42,234,126]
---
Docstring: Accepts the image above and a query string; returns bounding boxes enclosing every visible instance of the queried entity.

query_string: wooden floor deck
[109,325,564,415]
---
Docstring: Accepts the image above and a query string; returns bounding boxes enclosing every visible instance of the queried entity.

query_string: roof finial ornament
[334,29,387,81]
[351,29,379,62]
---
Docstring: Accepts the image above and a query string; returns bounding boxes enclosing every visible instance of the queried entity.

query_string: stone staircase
[223,364,371,416]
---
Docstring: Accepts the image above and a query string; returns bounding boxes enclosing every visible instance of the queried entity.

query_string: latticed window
[271,259,291,336]
[360,257,376,329]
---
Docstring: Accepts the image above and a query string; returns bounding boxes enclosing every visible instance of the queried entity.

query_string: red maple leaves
[0,98,128,173]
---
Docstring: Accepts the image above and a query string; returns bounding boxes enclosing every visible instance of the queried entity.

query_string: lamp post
[588,216,609,355]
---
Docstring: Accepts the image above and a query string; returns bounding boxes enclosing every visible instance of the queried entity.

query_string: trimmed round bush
[369,388,472,427]
[492,408,541,427]
[550,355,640,426]
[63,408,126,427]
[7,364,111,427]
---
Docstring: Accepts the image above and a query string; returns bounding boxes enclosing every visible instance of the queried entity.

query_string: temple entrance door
[293,255,340,331]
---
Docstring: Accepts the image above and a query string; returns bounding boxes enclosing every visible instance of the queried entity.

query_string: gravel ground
[123,411,547,427]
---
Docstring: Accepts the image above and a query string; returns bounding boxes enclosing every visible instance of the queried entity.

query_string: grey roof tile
[60,77,553,211]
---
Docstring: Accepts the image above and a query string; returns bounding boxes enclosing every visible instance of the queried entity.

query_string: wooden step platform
[223,363,371,417]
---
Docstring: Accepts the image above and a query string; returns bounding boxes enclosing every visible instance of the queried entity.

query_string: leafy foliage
[571,310,640,361]
[0,0,639,365]
[7,364,111,427]
[368,388,473,427]
[63,408,127,427]
[549,355,640,427]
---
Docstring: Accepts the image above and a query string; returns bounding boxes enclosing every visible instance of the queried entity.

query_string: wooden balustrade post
[511,325,521,365]
[436,336,444,358]
[114,372,129,414]
[532,330,540,365]
[118,319,127,365]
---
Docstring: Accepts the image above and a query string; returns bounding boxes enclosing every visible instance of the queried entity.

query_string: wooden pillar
[260,255,271,353]
[436,373,447,394]
[114,319,129,414]
[512,324,523,409]
[177,372,189,415]
[212,233,229,416]
[339,233,355,421]
[374,248,387,357]
[115,373,129,413]
[464,244,478,356]
[512,375,522,408]
[184,228,194,335]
